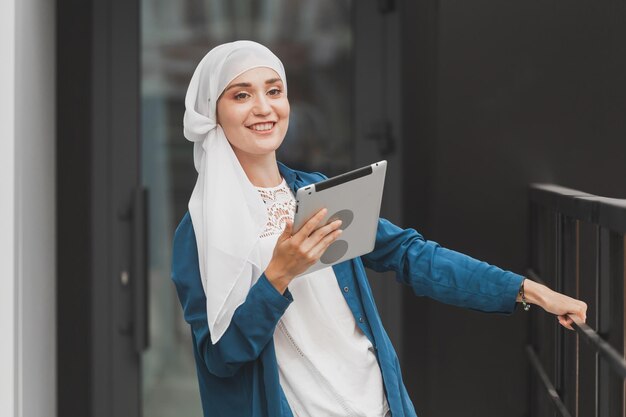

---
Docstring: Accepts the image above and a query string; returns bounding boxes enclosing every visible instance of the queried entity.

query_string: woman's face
[216,67,290,158]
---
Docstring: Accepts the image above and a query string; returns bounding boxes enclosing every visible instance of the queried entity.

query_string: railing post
[555,211,564,407]
[561,216,579,416]
[607,232,625,416]
[598,228,611,417]
[577,221,599,417]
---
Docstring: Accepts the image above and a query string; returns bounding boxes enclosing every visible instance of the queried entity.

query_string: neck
[233,149,282,188]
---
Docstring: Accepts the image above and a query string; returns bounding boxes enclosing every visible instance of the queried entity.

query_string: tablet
[292,160,387,277]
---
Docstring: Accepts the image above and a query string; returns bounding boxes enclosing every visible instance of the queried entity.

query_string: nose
[252,94,272,116]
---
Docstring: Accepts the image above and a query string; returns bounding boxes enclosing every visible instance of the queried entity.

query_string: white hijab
[183,40,288,344]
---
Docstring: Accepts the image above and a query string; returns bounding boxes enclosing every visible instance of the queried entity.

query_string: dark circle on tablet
[327,209,354,231]
[321,240,349,264]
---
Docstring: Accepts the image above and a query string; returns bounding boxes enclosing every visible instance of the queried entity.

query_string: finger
[308,228,343,260]
[310,219,342,241]
[559,315,574,331]
[301,219,343,254]
[567,303,586,324]
[572,311,585,325]
[278,220,293,242]
[579,303,588,322]
[293,208,327,242]
[557,316,570,330]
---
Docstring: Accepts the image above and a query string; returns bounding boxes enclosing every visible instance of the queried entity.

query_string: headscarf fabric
[183,40,288,344]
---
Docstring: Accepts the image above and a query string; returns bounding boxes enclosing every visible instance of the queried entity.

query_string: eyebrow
[224,78,283,92]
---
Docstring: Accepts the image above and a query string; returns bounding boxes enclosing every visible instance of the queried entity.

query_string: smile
[247,122,276,133]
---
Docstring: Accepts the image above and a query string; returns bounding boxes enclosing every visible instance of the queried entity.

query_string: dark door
[58,0,144,415]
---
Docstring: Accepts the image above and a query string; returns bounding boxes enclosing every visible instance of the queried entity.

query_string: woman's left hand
[521,279,588,331]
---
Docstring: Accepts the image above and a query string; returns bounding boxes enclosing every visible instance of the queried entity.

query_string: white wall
[0,0,17,414]
[0,0,56,416]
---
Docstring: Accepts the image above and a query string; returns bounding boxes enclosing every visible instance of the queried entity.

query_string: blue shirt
[171,161,524,417]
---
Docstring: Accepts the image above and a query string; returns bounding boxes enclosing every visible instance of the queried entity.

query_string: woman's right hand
[265,208,343,293]
[520,279,588,331]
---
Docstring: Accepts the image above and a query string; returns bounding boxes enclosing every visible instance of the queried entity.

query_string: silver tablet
[292,160,387,277]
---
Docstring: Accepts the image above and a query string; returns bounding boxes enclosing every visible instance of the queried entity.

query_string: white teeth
[250,122,274,131]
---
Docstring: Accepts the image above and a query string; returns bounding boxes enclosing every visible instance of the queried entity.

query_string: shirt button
[359,317,364,323]
[343,286,349,292]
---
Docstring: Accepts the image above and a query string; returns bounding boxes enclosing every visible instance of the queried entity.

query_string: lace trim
[255,179,295,238]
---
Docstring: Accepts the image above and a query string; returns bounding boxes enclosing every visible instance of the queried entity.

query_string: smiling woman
[171,40,588,417]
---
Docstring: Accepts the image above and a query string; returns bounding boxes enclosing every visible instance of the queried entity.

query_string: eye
[234,92,250,100]
[268,88,282,97]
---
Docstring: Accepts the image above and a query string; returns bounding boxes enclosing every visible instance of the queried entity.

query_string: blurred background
[3,0,625,416]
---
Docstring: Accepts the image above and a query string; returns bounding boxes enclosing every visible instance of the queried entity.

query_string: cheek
[278,99,290,119]
[217,103,245,129]
[215,101,227,126]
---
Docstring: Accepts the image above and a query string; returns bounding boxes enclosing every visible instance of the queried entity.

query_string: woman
[171,40,587,417]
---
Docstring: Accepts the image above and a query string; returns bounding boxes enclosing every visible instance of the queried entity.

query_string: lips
[247,122,276,133]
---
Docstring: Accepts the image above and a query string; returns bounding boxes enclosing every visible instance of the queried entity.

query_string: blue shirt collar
[277,160,301,194]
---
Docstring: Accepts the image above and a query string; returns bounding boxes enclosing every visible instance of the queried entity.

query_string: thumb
[280,220,293,240]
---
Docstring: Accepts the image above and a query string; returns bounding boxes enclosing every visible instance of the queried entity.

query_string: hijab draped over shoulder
[183,40,288,344]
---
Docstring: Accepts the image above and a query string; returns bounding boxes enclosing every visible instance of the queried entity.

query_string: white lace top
[254,177,389,417]
[256,179,296,238]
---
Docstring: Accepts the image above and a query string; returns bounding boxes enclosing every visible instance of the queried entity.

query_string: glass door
[140,1,354,415]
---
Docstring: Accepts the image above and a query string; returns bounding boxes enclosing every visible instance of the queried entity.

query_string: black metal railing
[528,183,626,417]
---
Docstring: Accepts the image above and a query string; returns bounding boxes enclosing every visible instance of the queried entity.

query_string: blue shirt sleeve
[361,217,523,314]
[171,213,293,378]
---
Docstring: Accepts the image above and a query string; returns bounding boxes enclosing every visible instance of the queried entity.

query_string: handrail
[529,183,626,233]
[525,345,572,417]
[527,268,626,379]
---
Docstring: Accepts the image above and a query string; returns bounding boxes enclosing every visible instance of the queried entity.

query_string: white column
[0,0,17,413]
[0,0,57,415]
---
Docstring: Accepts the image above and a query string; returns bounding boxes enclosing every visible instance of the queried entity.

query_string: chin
[248,135,285,153]
[254,142,283,155]
[233,141,283,158]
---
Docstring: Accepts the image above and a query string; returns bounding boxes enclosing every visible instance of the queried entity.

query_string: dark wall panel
[57,0,93,416]
[401,0,626,416]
